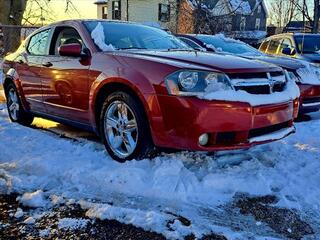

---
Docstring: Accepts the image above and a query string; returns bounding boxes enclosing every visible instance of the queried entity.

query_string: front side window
[84,21,189,51]
[255,18,260,30]
[279,38,293,53]
[159,4,170,22]
[240,17,246,31]
[27,29,50,55]
[294,35,320,53]
[50,27,83,55]
[112,1,121,20]
[267,39,281,54]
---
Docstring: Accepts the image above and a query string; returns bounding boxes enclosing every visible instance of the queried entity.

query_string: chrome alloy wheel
[104,100,138,158]
[7,88,20,121]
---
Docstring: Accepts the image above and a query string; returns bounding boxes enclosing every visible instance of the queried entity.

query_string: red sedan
[2,20,299,161]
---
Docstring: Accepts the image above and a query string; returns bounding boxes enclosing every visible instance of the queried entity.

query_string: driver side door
[39,26,91,124]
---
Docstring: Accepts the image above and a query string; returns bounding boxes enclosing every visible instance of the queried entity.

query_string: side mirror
[282,47,295,56]
[58,43,82,57]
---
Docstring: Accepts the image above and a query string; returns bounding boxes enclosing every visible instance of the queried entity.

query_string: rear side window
[259,40,269,52]
[27,29,50,55]
[267,39,281,54]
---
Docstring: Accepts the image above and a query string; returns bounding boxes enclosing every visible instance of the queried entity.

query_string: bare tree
[175,0,253,35]
[0,0,78,53]
[269,0,300,28]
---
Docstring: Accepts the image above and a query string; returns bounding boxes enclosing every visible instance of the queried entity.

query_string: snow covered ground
[0,104,320,239]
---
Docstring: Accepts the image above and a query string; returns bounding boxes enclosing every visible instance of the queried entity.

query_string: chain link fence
[0,25,39,57]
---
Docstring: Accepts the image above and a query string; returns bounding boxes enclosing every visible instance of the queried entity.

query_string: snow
[18,190,48,208]
[24,216,36,225]
[91,22,115,51]
[58,218,89,230]
[199,77,300,107]
[229,0,252,14]
[39,229,50,237]
[296,63,320,85]
[14,208,24,218]
[1,106,320,238]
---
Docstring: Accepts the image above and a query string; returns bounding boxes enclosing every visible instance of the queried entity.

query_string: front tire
[5,82,34,126]
[99,92,155,162]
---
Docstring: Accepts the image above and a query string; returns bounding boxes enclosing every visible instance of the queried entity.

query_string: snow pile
[1,107,320,238]
[199,78,300,106]
[14,208,24,218]
[24,216,36,225]
[91,22,115,51]
[58,218,89,230]
[18,190,48,208]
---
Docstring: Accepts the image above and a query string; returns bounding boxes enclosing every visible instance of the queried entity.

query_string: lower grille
[249,121,291,139]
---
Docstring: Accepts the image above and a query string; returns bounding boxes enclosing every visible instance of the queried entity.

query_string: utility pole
[313,0,320,33]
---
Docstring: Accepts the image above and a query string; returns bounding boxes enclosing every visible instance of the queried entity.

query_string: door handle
[42,62,53,67]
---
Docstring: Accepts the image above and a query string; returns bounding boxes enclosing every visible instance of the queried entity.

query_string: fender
[88,74,165,145]
[3,68,30,112]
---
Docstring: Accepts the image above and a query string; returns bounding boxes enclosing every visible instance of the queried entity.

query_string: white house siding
[96,0,177,32]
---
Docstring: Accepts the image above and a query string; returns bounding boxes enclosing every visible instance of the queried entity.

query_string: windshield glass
[83,21,189,51]
[294,35,320,54]
[196,35,263,56]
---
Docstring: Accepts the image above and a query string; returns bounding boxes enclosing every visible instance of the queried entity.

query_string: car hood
[300,53,320,63]
[244,55,305,71]
[115,50,281,73]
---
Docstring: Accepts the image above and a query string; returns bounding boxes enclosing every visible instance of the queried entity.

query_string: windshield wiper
[117,47,147,50]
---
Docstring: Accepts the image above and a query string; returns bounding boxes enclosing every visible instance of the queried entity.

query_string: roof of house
[188,0,268,17]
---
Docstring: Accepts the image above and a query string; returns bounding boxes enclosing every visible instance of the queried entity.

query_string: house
[94,0,177,31]
[177,0,268,44]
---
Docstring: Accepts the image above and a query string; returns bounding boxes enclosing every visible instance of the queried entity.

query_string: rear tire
[5,82,34,126]
[99,91,156,162]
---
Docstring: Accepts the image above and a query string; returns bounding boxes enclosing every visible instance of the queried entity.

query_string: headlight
[165,70,233,96]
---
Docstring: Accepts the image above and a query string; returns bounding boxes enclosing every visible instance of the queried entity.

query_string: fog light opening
[199,133,209,146]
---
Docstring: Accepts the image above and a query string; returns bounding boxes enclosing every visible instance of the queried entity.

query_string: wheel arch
[91,80,155,137]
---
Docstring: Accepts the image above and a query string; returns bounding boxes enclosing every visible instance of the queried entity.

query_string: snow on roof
[94,0,108,4]
[229,0,252,14]
[195,0,269,17]
[227,30,267,40]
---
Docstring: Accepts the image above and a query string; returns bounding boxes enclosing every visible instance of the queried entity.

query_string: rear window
[259,40,269,52]
[266,39,281,54]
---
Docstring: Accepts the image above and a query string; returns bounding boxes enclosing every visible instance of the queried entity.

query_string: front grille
[229,71,287,95]
[234,85,270,94]
[249,121,291,139]
[303,97,320,104]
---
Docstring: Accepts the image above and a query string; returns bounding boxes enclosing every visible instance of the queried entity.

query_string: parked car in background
[2,20,299,161]
[259,33,320,64]
[177,34,320,114]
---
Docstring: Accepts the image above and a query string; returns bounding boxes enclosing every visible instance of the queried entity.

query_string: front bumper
[298,84,320,113]
[152,95,298,151]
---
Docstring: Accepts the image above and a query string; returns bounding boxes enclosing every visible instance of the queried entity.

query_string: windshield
[196,35,263,56]
[294,35,320,54]
[83,21,189,51]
